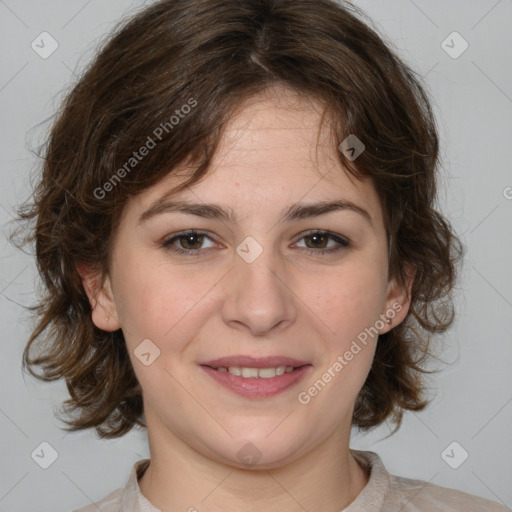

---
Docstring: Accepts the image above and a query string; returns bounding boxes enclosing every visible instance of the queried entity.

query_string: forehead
[217,84,339,175]
[128,85,384,228]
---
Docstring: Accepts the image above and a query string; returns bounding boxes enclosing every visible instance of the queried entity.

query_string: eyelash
[160,229,350,257]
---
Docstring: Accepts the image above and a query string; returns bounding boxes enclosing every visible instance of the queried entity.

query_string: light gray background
[0,1,511,510]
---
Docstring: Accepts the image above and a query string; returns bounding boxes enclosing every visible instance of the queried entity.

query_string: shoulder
[71,458,152,512]
[390,474,510,511]
[350,449,509,512]
[72,487,123,512]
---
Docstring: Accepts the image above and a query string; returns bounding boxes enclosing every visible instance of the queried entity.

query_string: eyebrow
[138,198,373,226]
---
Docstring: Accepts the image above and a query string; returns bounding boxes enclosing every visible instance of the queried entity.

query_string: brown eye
[295,230,350,254]
[176,233,205,250]
[161,229,350,257]
[304,232,329,249]
[161,230,216,255]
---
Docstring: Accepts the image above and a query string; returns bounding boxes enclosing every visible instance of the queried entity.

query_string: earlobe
[76,262,121,332]
[381,265,415,334]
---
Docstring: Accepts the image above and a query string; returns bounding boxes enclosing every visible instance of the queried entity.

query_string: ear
[379,263,415,335]
[76,262,121,332]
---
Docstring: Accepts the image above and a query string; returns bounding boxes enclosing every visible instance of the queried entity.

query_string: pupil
[183,234,202,249]
[309,234,326,248]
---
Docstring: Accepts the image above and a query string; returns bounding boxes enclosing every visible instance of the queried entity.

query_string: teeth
[241,367,259,378]
[221,366,295,378]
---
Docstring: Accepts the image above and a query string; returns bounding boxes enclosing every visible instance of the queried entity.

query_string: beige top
[73,449,510,511]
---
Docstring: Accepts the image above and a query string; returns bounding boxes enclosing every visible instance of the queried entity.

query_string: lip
[199,359,313,399]
[199,355,310,368]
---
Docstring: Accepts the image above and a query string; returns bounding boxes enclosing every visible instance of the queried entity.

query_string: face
[80,84,411,469]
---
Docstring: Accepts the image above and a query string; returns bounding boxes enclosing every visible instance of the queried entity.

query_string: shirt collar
[121,458,161,511]
[344,449,394,511]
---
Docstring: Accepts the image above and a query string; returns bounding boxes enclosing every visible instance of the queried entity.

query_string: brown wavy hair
[9,0,463,439]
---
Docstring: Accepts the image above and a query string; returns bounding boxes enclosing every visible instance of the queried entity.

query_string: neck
[138,414,369,512]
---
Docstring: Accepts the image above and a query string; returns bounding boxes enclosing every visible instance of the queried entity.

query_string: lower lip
[200,365,312,399]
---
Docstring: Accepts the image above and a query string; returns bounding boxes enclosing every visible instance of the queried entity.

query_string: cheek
[302,260,388,339]
[111,256,173,343]
[114,255,218,349]
[299,267,383,406]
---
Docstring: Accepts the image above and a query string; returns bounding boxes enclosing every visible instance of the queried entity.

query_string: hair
[10,0,463,439]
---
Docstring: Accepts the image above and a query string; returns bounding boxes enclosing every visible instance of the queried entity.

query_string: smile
[215,366,295,378]
[200,364,312,399]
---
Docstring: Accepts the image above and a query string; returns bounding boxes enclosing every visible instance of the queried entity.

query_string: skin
[79,84,413,512]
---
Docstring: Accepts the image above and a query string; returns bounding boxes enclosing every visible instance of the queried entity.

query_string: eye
[161,230,218,256]
[293,230,350,255]
[161,229,350,257]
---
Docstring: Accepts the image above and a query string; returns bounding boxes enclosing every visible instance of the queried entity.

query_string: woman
[11,0,508,510]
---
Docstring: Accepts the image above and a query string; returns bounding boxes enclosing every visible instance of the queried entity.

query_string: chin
[206,430,310,470]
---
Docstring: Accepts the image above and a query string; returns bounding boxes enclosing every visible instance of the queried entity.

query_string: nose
[221,242,297,337]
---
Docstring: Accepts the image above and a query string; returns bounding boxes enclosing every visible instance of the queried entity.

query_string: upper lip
[200,355,311,368]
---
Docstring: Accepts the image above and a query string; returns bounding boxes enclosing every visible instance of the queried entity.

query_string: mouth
[203,364,306,378]
[199,355,310,369]
[199,362,313,399]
